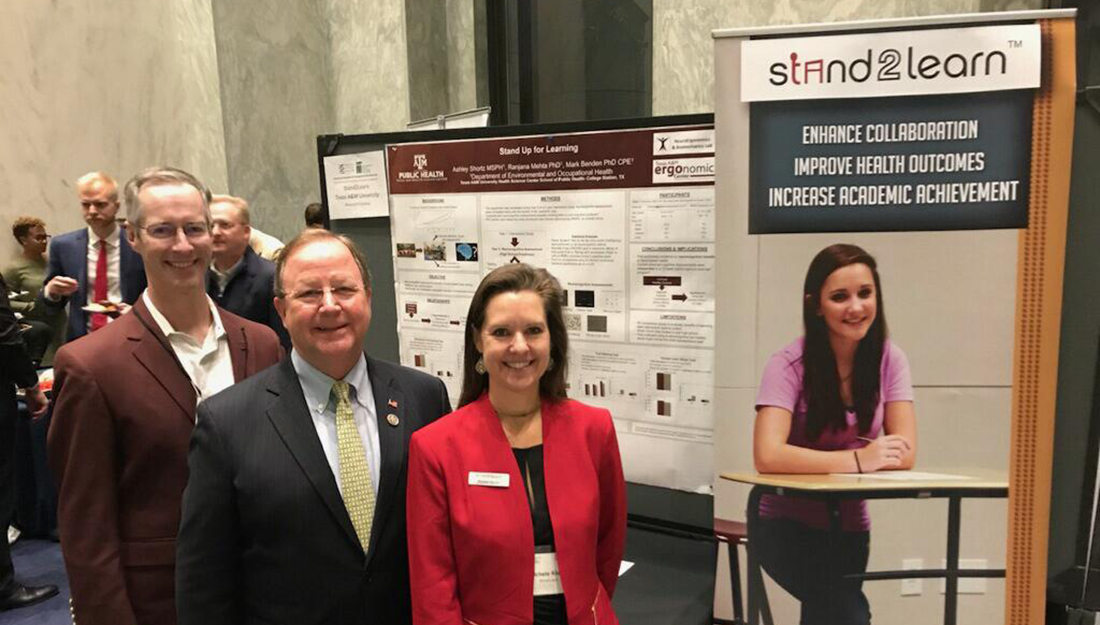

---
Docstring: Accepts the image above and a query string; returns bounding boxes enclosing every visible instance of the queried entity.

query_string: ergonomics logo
[652,157,715,184]
[740,23,1040,102]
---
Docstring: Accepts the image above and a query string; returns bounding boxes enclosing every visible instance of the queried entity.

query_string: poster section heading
[386,127,714,194]
[740,23,1040,102]
[748,90,1031,233]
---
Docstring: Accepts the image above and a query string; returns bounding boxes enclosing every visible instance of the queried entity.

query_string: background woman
[2,217,64,364]
[407,263,626,625]
[751,243,916,625]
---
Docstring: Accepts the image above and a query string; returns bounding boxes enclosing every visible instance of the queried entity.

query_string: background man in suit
[48,167,283,625]
[42,172,147,342]
[206,194,289,347]
[177,229,451,625]
[0,274,57,612]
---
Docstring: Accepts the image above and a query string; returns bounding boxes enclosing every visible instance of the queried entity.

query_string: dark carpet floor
[0,539,69,624]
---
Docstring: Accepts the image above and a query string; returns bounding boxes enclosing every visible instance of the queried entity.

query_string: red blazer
[47,297,282,625]
[407,395,626,625]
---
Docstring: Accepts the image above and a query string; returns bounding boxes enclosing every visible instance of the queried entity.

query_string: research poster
[387,125,717,491]
[742,23,1041,233]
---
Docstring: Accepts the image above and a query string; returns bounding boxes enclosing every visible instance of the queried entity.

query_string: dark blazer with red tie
[175,355,451,625]
[47,297,282,625]
[41,226,146,341]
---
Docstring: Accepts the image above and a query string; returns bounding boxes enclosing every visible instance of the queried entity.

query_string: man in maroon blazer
[47,167,282,625]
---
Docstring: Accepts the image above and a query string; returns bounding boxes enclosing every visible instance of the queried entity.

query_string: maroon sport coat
[48,296,282,625]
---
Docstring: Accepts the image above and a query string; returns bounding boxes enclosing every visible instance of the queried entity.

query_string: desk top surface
[720,468,1008,492]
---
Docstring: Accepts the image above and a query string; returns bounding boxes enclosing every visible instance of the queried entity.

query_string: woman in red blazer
[408,263,626,625]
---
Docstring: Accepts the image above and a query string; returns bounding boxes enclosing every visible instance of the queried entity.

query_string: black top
[512,445,567,625]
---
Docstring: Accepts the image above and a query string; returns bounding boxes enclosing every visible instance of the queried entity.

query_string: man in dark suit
[177,229,451,625]
[0,275,58,612]
[48,167,283,625]
[41,172,147,342]
[206,194,289,347]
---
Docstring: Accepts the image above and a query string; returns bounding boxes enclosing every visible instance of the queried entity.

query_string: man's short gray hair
[123,167,212,229]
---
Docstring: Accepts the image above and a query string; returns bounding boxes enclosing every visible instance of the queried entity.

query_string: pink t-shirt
[755,337,913,531]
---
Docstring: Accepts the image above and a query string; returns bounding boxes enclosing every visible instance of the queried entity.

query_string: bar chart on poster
[384,122,717,491]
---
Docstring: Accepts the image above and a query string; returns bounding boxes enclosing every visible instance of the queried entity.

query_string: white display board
[385,123,717,492]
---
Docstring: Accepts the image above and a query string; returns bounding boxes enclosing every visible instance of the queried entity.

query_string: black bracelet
[853,450,863,473]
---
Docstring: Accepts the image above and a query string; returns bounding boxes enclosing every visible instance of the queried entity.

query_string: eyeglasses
[282,284,365,306]
[139,222,211,240]
[32,234,50,242]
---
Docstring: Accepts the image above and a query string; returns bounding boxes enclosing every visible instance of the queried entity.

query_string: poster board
[714,9,1075,625]
[317,116,718,494]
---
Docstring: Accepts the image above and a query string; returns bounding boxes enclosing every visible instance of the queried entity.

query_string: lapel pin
[388,399,398,408]
[387,413,400,427]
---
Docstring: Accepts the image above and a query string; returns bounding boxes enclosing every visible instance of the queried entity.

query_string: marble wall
[407,0,452,122]
[211,0,334,243]
[328,0,412,135]
[447,0,482,113]
[1,0,228,263]
[407,0,482,122]
[2,0,492,269]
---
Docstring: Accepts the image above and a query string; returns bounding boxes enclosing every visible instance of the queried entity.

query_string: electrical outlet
[901,558,923,596]
[939,559,988,594]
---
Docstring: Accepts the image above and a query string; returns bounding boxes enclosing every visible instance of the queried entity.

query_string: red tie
[91,240,108,331]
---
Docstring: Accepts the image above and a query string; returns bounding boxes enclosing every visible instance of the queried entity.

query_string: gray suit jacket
[176,355,451,625]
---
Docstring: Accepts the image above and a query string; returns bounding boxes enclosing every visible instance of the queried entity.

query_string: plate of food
[82,301,123,315]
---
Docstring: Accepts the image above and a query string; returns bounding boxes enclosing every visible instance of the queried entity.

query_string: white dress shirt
[291,350,381,496]
[85,226,122,324]
[143,291,235,403]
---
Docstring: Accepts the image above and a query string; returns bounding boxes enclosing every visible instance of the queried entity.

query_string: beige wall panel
[713,37,759,391]
[713,385,758,622]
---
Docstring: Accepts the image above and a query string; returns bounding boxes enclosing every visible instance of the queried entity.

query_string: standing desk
[721,470,1008,625]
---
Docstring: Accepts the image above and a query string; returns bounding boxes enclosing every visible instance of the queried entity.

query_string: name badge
[534,551,564,596]
[468,472,510,488]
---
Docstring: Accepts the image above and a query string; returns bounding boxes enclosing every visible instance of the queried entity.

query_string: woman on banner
[407,263,627,625]
[752,243,917,625]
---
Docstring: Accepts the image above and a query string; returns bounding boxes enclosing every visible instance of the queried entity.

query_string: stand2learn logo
[741,23,1040,102]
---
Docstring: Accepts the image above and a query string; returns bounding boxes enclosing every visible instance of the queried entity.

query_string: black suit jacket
[0,275,37,585]
[176,355,451,625]
[206,248,289,348]
[42,227,146,341]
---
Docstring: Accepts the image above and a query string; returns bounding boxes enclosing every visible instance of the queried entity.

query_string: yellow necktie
[332,381,375,552]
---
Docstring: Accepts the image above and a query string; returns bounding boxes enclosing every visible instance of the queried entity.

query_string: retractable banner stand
[714,10,1075,625]
[385,121,718,492]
